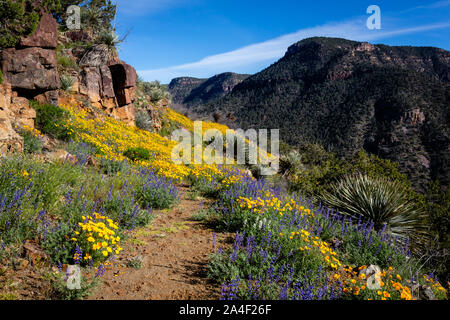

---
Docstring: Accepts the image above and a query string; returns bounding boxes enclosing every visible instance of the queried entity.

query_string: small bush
[0,70,3,84]
[42,222,76,265]
[127,256,143,269]
[137,174,179,210]
[19,127,44,154]
[99,158,129,175]
[135,109,153,131]
[32,101,72,140]
[60,75,75,92]
[57,54,78,71]
[103,197,153,230]
[123,147,151,162]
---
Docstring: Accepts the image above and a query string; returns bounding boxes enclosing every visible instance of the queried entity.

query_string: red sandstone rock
[20,13,58,48]
[1,47,59,91]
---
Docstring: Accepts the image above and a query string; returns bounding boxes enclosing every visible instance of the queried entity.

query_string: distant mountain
[195,37,450,189]
[168,72,249,110]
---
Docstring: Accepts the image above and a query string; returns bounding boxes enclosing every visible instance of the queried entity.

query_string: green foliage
[57,54,78,72]
[0,70,3,84]
[59,74,75,92]
[49,270,100,300]
[126,256,143,269]
[137,80,171,105]
[135,109,153,131]
[159,119,180,137]
[103,197,153,229]
[80,0,116,35]
[285,144,411,198]
[19,129,44,154]
[31,101,72,140]
[321,174,427,244]
[0,0,39,47]
[137,183,178,210]
[42,222,75,265]
[98,158,129,175]
[95,30,124,57]
[123,147,151,162]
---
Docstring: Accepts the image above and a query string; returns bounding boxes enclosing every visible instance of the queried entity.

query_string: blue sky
[113,0,450,83]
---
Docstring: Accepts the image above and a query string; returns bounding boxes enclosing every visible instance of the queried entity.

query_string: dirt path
[88,188,232,300]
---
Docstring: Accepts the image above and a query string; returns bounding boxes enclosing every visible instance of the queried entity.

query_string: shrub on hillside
[0,0,39,47]
[20,126,44,154]
[60,74,75,92]
[135,109,153,131]
[123,147,151,162]
[137,173,179,210]
[57,54,78,72]
[31,101,72,140]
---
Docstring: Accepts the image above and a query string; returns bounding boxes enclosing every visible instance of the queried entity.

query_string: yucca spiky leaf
[321,173,427,247]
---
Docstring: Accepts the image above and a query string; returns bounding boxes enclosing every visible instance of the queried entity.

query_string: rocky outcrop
[0,83,37,154]
[1,47,59,92]
[20,13,58,49]
[59,40,138,125]
[0,11,139,158]
[1,13,59,105]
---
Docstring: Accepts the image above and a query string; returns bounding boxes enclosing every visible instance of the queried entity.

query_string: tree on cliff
[0,0,116,48]
[0,0,40,47]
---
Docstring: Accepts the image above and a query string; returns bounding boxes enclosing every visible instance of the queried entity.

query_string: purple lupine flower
[74,246,83,265]
[95,264,106,278]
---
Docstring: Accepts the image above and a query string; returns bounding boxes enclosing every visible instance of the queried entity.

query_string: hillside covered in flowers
[0,95,447,300]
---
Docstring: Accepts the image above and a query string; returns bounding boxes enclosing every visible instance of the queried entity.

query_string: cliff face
[168,72,249,109]
[197,37,450,189]
[168,77,207,106]
[0,12,140,152]
[57,33,138,125]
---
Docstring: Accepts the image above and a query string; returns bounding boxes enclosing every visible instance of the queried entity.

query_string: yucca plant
[321,173,427,247]
[280,150,305,177]
[60,75,75,92]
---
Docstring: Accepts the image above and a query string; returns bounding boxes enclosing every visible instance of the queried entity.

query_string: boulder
[10,97,36,128]
[20,13,58,48]
[121,62,137,88]
[101,97,117,111]
[79,67,102,103]
[100,65,115,98]
[114,104,135,126]
[34,90,59,105]
[44,149,70,163]
[79,45,110,67]
[0,83,25,154]
[1,47,59,91]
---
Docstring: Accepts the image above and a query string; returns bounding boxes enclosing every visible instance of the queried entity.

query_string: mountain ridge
[168,72,250,111]
[193,37,450,189]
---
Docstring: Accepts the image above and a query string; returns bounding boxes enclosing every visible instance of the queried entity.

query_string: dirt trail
[88,188,232,300]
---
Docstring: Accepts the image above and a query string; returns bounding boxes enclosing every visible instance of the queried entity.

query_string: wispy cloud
[139,17,450,83]
[409,0,450,10]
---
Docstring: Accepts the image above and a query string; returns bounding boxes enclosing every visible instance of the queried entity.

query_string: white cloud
[138,18,450,83]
